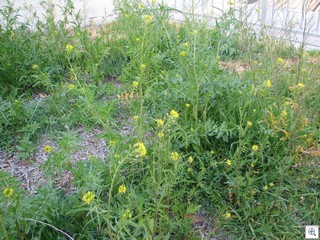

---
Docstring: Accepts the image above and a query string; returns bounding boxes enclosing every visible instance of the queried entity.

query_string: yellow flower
[68,84,75,90]
[226,159,232,166]
[123,209,132,219]
[139,3,145,8]
[281,110,287,117]
[263,185,268,191]
[144,15,153,22]
[170,110,179,119]
[179,51,186,57]
[109,140,115,146]
[297,83,305,88]
[135,37,141,42]
[135,142,147,157]
[183,42,189,47]
[44,145,51,153]
[185,103,190,108]
[252,145,259,151]
[32,64,38,70]
[188,156,194,163]
[265,80,272,88]
[277,57,284,63]
[133,115,139,121]
[132,81,139,88]
[171,152,179,161]
[3,188,14,197]
[210,150,215,155]
[228,1,234,5]
[66,44,74,54]
[156,119,164,126]
[247,121,253,127]
[269,182,274,187]
[225,212,231,218]
[140,64,146,70]
[157,131,164,138]
[82,191,95,204]
[118,184,127,194]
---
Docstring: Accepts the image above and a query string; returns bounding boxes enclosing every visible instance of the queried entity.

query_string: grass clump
[1,0,320,239]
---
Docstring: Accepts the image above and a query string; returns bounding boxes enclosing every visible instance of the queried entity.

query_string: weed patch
[1,0,319,239]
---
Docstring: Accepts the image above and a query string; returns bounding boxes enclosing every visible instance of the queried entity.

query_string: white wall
[0,0,116,25]
[1,0,319,48]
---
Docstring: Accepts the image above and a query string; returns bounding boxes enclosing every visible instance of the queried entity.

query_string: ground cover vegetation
[1,0,320,239]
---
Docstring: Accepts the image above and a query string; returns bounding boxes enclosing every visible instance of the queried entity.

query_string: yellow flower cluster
[135,142,147,157]
[289,83,305,91]
[123,209,132,219]
[180,51,186,57]
[3,188,14,197]
[144,15,153,22]
[132,81,139,88]
[281,110,287,117]
[44,145,51,153]
[171,152,179,161]
[277,57,284,63]
[170,110,179,119]
[263,182,274,191]
[252,145,259,151]
[68,84,75,90]
[226,159,232,166]
[82,191,95,204]
[157,119,164,126]
[66,44,74,54]
[118,184,127,194]
[265,79,272,88]
[140,64,146,70]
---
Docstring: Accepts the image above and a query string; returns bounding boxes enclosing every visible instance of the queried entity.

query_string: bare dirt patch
[0,127,108,194]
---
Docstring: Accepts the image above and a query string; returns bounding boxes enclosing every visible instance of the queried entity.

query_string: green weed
[1,0,319,239]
